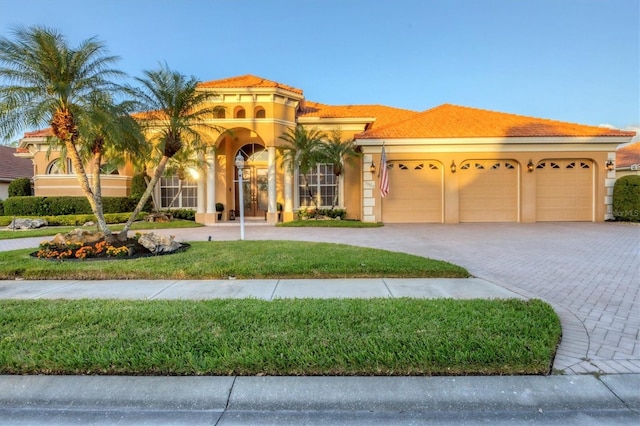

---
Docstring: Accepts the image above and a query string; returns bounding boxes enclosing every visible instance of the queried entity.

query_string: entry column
[266,146,278,224]
[206,150,216,216]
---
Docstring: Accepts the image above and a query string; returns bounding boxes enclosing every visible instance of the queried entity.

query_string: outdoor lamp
[369,161,376,174]
[450,161,457,173]
[235,153,244,170]
[606,158,614,171]
[527,160,534,173]
[235,153,245,240]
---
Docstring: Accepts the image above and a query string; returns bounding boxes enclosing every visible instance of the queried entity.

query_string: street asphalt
[0,221,638,424]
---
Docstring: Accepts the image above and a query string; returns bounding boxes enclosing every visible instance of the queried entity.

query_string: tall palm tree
[278,125,326,210]
[120,64,224,239]
[319,129,361,208]
[0,26,131,237]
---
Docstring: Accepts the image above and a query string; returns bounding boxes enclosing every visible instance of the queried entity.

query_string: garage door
[459,160,518,222]
[536,160,593,221]
[382,161,443,223]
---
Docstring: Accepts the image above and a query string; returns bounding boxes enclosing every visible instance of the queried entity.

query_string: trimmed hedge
[168,209,196,221]
[613,175,640,222]
[2,196,150,217]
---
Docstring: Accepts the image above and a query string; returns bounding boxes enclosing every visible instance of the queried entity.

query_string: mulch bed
[30,238,190,261]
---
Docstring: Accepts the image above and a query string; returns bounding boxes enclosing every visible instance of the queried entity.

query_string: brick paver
[2,222,638,374]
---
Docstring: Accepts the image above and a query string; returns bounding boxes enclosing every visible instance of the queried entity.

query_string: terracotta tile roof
[356,104,638,139]
[616,142,640,168]
[0,145,32,182]
[299,101,417,130]
[23,128,53,138]
[198,74,303,95]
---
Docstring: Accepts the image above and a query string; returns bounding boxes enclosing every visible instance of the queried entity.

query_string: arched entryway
[235,143,268,218]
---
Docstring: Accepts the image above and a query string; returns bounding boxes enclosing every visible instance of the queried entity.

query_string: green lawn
[0,240,469,280]
[0,219,201,240]
[0,298,561,376]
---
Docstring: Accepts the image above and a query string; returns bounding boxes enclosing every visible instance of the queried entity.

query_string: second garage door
[382,161,443,223]
[459,160,519,222]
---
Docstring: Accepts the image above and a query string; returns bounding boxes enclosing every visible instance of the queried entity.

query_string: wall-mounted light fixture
[369,162,376,174]
[606,158,615,171]
[450,161,457,174]
[527,159,534,173]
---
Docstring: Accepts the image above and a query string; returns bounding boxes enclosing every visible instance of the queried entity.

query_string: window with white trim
[298,163,336,207]
[160,176,197,208]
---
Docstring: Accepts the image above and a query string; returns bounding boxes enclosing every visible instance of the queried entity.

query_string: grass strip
[0,240,469,280]
[0,220,201,240]
[276,220,383,228]
[0,298,560,376]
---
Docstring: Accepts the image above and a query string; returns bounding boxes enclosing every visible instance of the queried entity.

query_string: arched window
[254,107,266,118]
[234,107,246,119]
[46,159,73,174]
[215,107,225,119]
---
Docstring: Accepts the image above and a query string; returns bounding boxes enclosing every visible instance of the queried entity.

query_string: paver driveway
[2,222,638,374]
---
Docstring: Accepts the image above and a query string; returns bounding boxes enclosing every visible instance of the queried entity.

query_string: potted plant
[215,203,224,220]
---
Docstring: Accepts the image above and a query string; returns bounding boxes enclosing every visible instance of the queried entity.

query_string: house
[0,144,33,199]
[615,142,640,178]
[15,74,636,223]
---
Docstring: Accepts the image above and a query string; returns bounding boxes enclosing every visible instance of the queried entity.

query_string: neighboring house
[615,142,640,178]
[0,144,33,199]
[15,74,636,224]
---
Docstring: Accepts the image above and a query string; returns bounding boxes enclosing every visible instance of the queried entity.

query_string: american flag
[379,145,389,197]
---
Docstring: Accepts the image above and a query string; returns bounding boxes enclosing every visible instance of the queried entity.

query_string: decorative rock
[145,212,173,222]
[83,221,95,227]
[6,218,48,230]
[50,229,105,245]
[138,232,180,254]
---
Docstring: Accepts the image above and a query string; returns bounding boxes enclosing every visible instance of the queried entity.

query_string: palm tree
[278,125,326,210]
[120,64,224,240]
[319,129,361,208]
[0,26,131,237]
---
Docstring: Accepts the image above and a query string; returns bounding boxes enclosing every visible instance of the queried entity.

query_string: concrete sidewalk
[0,277,524,300]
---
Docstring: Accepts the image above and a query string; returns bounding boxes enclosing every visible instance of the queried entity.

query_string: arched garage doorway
[381,160,443,223]
[535,159,594,221]
[458,159,519,222]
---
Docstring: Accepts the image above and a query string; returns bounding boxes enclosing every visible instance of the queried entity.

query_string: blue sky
[1,0,638,133]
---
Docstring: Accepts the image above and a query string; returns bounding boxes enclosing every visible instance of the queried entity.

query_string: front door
[238,167,268,217]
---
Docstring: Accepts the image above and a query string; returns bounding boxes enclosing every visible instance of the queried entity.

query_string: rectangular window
[160,176,197,208]
[298,164,336,207]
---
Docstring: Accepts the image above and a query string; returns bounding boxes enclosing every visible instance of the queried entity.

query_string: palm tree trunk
[332,174,340,209]
[143,174,159,212]
[89,150,113,238]
[65,140,112,237]
[167,179,184,209]
[118,155,170,241]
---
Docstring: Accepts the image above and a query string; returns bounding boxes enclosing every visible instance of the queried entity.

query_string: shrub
[2,196,146,216]
[0,200,3,216]
[613,175,640,222]
[2,196,46,216]
[8,178,32,197]
[297,208,346,220]
[168,208,195,221]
